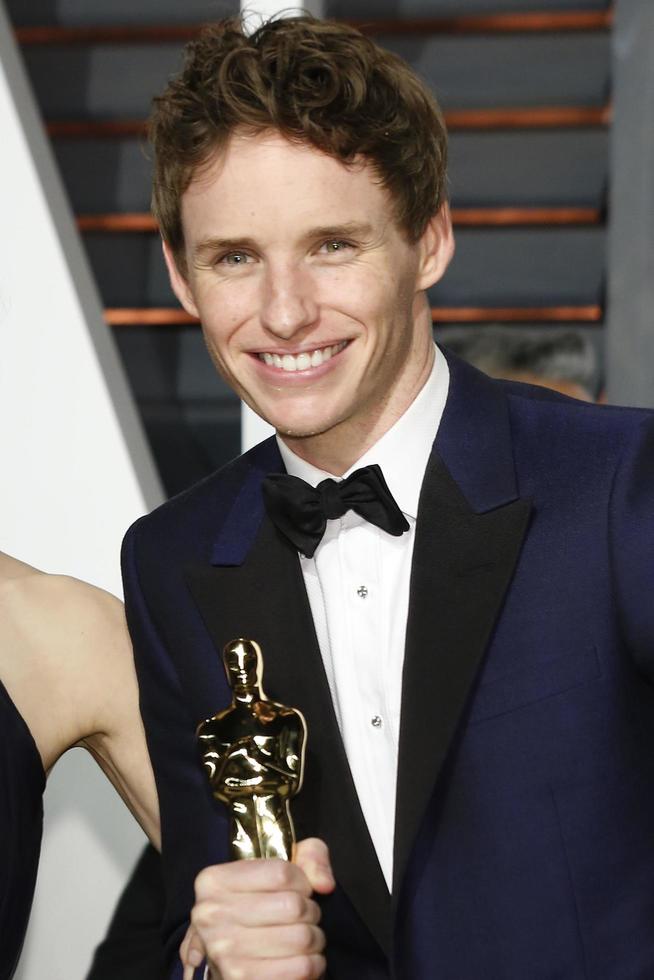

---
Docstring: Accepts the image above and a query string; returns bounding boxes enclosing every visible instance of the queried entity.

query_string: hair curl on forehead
[149,15,448,270]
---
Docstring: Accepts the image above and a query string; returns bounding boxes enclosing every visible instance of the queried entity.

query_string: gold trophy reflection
[197,638,307,861]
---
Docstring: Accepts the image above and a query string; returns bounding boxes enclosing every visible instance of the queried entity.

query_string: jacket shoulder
[503,378,654,444]
[123,436,279,558]
[500,378,654,500]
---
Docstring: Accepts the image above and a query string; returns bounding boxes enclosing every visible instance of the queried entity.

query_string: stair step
[47,105,610,141]
[451,207,602,225]
[105,306,603,325]
[351,11,613,33]
[15,11,613,44]
[430,306,602,323]
[444,106,610,128]
[77,207,602,232]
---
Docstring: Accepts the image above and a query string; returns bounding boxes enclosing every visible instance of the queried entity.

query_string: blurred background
[8,0,653,500]
[2,0,653,975]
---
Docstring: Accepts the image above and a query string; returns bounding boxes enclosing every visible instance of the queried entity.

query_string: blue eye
[222,252,249,266]
[323,240,352,253]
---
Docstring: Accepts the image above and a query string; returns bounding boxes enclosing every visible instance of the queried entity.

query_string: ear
[162,239,200,319]
[416,202,455,292]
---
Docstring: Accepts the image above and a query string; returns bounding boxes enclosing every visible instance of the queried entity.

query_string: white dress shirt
[277,344,449,889]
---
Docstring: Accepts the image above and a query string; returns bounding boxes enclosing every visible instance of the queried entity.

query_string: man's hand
[181,838,335,980]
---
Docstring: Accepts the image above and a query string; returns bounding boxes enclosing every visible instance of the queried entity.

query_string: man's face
[166,131,453,458]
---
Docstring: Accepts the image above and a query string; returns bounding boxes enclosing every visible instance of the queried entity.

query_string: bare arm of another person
[0,552,160,848]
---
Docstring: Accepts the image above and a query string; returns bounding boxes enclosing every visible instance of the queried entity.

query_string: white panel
[239,0,323,450]
[242,403,276,451]
[0,3,164,977]
[242,0,324,29]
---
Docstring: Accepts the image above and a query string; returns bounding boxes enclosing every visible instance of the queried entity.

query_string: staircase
[8,0,612,495]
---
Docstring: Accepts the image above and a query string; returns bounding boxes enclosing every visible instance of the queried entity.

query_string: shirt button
[357,585,368,598]
[371,715,383,728]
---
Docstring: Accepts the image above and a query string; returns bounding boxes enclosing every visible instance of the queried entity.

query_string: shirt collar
[276,343,449,521]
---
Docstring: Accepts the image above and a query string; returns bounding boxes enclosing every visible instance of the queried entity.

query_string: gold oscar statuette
[197,638,307,861]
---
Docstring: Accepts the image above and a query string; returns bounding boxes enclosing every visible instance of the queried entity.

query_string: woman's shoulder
[0,552,120,619]
[0,553,129,771]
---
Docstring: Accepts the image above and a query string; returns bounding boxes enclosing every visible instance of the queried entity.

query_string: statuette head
[223,638,262,692]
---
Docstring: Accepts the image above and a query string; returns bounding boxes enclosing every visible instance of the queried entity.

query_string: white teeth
[259,341,347,372]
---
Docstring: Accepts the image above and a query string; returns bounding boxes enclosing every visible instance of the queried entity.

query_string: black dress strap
[0,677,45,979]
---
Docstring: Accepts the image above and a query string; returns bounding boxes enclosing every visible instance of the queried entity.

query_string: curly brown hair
[150,15,448,268]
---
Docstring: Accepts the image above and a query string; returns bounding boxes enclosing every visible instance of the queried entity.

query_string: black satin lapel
[184,515,391,955]
[393,454,532,898]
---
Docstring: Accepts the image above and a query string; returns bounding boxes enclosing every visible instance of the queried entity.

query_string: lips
[257,341,348,372]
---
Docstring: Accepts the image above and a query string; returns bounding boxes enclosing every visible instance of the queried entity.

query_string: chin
[274,422,330,439]
[261,405,342,441]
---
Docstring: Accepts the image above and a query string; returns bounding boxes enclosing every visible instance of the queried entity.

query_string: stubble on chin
[274,420,334,440]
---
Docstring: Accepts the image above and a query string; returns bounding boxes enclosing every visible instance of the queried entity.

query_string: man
[122,15,654,980]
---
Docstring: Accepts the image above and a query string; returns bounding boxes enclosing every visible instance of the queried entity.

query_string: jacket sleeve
[121,520,218,980]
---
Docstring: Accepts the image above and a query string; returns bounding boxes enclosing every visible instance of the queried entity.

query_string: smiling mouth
[256,341,348,372]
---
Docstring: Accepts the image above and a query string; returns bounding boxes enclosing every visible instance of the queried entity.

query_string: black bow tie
[261,463,410,558]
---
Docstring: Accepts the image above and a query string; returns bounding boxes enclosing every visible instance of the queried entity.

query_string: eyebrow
[192,222,375,262]
[303,222,375,243]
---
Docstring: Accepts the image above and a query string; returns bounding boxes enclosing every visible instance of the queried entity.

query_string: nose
[259,261,319,340]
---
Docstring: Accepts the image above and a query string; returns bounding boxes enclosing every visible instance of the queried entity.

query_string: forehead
[181,129,393,237]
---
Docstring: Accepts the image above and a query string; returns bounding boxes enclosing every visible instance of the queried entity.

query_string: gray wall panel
[22,44,185,118]
[53,138,153,212]
[24,32,609,119]
[327,0,609,17]
[430,227,606,306]
[7,0,610,25]
[7,0,238,26]
[83,234,159,306]
[379,33,610,108]
[115,326,234,401]
[53,130,609,213]
[447,131,608,207]
[114,326,241,495]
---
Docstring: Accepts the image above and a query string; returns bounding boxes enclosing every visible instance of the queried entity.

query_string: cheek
[196,277,256,332]
[201,305,248,362]
[201,328,239,386]
[318,262,387,308]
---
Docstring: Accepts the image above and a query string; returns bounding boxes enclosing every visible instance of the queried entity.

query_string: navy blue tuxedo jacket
[122,351,654,979]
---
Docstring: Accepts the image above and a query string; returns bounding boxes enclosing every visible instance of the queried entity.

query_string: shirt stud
[357,585,368,598]
[371,715,383,728]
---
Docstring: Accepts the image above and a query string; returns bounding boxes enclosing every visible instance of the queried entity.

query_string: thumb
[294,837,335,894]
